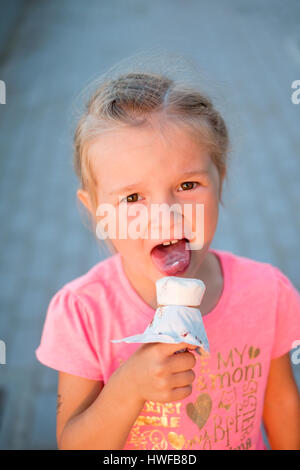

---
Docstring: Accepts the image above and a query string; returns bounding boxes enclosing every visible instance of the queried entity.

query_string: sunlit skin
[77,119,225,313]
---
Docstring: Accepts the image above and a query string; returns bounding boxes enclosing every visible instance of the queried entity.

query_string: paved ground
[0,0,300,450]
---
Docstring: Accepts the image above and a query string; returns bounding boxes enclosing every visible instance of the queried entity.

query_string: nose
[149,193,185,241]
[151,189,184,214]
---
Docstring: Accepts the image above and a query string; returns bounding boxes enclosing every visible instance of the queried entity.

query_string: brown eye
[180,182,197,191]
[126,193,139,203]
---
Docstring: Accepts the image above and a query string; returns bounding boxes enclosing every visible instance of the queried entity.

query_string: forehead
[87,122,213,179]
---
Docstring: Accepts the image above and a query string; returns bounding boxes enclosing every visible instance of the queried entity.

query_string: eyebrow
[108,169,209,195]
[108,182,144,196]
[181,169,209,177]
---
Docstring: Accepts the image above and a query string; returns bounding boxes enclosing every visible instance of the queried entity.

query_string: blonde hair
[73,58,230,228]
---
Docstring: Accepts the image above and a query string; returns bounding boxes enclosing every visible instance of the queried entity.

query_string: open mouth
[150,238,191,275]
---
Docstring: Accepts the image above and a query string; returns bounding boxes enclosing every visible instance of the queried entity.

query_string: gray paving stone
[8,325,42,368]
[29,390,57,450]
[38,366,58,392]
[15,284,47,322]
[0,2,28,86]
[0,380,19,449]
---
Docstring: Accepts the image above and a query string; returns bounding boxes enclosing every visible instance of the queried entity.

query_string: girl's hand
[57,344,198,450]
[115,342,197,404]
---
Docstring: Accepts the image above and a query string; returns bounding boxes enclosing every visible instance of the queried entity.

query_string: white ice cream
[156,276,206,306]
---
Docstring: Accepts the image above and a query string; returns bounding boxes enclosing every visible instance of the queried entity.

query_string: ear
[77,188,93,214]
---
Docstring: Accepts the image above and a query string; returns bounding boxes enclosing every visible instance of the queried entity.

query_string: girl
[36,68,300,450]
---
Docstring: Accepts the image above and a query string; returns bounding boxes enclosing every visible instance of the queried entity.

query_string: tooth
[162,241,171,246]
[171,240,179,245]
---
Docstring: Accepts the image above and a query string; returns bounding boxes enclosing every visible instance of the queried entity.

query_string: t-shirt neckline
[114,247,231,323]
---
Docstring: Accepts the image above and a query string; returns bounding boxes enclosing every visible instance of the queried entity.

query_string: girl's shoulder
[47,253,123,317]
[213,249,300,360]
[213,248,299,299]
[36,253,125,379]
[62,253,120,294]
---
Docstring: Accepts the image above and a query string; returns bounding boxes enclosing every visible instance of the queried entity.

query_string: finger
[169,385,193,402]
[170,370,196,389]
[167,350,196,373]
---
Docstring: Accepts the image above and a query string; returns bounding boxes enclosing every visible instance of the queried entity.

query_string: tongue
[150,239,191,275]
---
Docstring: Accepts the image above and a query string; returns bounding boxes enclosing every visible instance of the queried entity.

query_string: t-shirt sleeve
[271,267,300,360]
[35,287,103,381]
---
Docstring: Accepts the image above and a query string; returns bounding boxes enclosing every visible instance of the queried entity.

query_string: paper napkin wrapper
[111,276,210,354]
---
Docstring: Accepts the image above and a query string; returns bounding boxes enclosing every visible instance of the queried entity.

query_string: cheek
[112,238,148,270]
[111,238,135,254]
[204,188,219,222]
[190,190,219,239]
[96,203,149,241]
[116,203,149,239]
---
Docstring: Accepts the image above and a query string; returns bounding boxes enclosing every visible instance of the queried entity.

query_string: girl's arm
[56,369,145,450]
[262,352,300,450]
[57,342,197,450]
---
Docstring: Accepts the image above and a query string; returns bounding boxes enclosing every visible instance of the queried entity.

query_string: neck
[122,259,157,309]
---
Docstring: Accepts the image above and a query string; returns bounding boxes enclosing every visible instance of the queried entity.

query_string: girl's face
[79,121,222,285]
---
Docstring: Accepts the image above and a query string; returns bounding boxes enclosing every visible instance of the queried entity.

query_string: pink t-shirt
[35,248,300,450]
